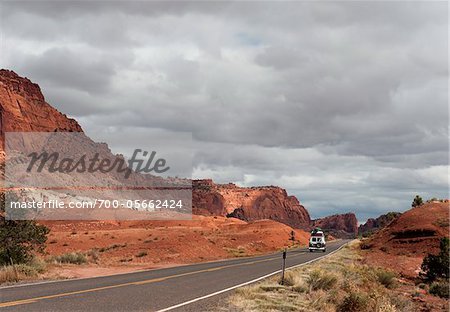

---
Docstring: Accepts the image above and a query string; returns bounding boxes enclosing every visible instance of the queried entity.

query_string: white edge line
[0,240,343,290]
[0,249,289,290]
[155,241,350,312]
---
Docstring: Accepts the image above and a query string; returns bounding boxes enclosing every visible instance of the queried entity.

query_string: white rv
[309,228,326,252]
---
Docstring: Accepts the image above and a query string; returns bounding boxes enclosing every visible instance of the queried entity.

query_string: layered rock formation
[0,69,83,139]
[1,69,312,226]
[358,212,401,236]
[312,213,358,238]
[193,179,311,229]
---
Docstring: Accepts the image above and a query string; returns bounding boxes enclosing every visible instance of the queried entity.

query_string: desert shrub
[279,271,299,286]
[0,266,19,283]
[377,270,396,288]
[292,284,308,293]
[337,292,369,312]
[306,270,338,291]
[99,243,126,253]
[417,283,427,289]
[0,258,47,284]
[377,301,398,312]
[136,251,148,258]
[87,249,100,262]
[53,252,87,264]
[429,280,449,298]
[14,264,39,277]
[421,237,449,281]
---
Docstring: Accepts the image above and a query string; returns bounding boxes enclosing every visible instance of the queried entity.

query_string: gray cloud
[0,1,447,221]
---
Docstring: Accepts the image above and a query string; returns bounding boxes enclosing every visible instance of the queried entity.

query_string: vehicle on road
[309,227,326,252]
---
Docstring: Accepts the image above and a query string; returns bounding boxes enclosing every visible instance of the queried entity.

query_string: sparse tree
[0,192,49,265]
[421,237,450,281]
[412,195,423,208]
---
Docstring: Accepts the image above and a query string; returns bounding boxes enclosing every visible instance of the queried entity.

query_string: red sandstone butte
[192,179,311,229]
[312,213,358,237]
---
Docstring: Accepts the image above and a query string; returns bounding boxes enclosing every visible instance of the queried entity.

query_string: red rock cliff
[312,213,358,238]
[0,70,83,141]
[0,69,312,226]
[193,179,311,229]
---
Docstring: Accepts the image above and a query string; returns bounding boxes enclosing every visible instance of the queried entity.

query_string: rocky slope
[312,213,358,238]
[0,69,83,171]
[193,179,311,229]
[0,69,82,138]
[358,212,402,236]
[363,201,449,256]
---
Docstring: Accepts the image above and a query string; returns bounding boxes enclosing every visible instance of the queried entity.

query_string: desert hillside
[365,201,449,256]
[362,201,449,278]
[39,216,309,278]
[359,211,402,236]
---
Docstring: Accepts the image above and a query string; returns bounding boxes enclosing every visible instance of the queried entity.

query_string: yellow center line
[0,252,306,308]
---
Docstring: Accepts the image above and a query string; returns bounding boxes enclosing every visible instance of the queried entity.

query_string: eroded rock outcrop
[358,212,401,236]
[193,179,311,229]
[0,69,83,141]
[312,213,358,238]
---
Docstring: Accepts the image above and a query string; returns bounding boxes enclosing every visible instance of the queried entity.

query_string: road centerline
[0,254,296,308]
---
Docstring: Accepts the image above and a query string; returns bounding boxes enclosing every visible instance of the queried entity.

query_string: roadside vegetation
[0,191,50,284]
[420,237,449,299]
[225,241,415,312]
[0,192,93,284]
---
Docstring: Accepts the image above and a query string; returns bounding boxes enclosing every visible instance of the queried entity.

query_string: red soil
[41,216,309,278]
[365,201,449,258]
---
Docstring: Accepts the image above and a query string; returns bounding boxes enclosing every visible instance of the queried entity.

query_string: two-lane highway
[0,240,349,312]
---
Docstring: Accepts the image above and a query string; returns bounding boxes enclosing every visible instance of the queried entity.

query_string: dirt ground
[41,216,310,279]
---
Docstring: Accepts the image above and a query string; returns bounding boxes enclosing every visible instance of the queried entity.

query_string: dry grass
[225,247,248,258]
[0,258,47,284]
[50,252,88,265]
[226,241,415,312]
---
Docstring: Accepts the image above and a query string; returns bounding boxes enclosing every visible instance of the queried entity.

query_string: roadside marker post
[280,249,287,285]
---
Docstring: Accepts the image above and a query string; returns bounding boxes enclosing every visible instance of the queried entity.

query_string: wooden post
[280,249,287,285]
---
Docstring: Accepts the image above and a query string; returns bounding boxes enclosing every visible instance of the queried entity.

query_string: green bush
[0,191,49,265]
[429,280,449,299]
[306,270,338,291]
[421,237,449,281]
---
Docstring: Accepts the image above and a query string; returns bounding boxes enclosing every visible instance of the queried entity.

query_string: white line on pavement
[155,242,350,312]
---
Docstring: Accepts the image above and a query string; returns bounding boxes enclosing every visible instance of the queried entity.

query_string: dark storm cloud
[0,1,447,221]
[15,47,116,93]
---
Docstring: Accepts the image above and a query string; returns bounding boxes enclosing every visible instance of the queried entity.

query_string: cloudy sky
[0,1,448,222]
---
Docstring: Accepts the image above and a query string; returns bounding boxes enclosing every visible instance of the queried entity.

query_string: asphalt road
[0,240,349,312]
